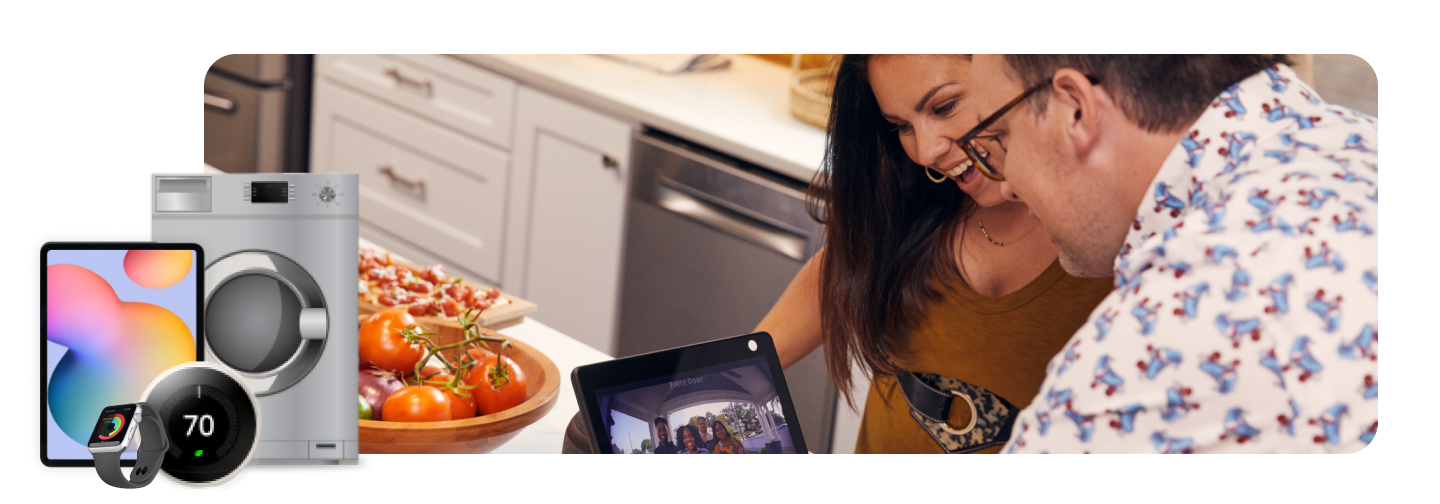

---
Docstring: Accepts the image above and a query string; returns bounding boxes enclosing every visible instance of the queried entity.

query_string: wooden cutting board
[358,257,537,331]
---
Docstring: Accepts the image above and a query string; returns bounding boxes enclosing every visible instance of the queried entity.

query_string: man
[966,55,1377,453]
[652,417,680,454]
[695,417,714,447]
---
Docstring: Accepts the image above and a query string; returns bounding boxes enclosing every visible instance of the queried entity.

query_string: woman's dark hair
[675,424,703,452]
[711,420,730,440]
[808,55,971,409]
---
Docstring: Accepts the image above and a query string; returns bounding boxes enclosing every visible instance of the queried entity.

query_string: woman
[755,55,1112,453]
[709,420,746,454]
[675,424,710,454]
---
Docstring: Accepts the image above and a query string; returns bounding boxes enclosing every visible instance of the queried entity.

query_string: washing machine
[151,173,357,464]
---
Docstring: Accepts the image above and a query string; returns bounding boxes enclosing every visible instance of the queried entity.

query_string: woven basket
[789,66,835,130]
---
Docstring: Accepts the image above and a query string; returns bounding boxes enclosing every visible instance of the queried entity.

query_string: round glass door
[207,274,304,374]
[203,251,328,396]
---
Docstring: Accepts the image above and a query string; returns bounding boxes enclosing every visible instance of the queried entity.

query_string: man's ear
[1050,68,1104,158]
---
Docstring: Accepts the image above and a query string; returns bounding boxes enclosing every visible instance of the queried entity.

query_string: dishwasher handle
[655,180,807,261]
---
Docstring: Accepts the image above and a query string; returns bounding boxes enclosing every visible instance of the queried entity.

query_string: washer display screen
[147,366,257,483]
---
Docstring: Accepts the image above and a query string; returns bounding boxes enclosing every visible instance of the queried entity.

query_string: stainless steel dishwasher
[616,129,836,453]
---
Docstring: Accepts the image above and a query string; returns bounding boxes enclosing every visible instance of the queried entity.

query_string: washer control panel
[242,181,295,203]
[154,174,358,216]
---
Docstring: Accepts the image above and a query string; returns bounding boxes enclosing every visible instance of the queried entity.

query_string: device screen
[161,384,240,466]
[45,248,199,462]
[592,355,797,454]
[87,404,137,448]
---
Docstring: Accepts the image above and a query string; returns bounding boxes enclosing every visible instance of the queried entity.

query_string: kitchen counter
[360,238,612,453]
[451,54,828,183]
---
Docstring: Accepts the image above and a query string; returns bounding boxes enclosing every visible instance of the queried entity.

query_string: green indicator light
[194,450,203,457]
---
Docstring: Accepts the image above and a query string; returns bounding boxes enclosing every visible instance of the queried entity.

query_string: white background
[3,0,1431,501]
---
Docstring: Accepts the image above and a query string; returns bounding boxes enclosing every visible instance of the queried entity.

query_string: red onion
[359,365,405,420]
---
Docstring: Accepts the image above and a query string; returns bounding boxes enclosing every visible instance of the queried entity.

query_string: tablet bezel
[571,332,809,454]
[40,242,205,467]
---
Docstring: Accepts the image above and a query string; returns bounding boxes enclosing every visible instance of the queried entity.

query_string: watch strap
[93,402,167,489]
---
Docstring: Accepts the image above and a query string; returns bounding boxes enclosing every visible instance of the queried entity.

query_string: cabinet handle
[204,93,235,112]
[378,165,426,193]
[602,154,619,169]
[384,67,433,95]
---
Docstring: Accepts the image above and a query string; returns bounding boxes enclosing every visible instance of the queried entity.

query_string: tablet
[572,332,807,454]
[41,242,204,467]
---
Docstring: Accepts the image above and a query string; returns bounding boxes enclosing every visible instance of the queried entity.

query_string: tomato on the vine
[381,385,452,422]
[419,365,476,420]
[463,353,527,416]
[359,309,424,375]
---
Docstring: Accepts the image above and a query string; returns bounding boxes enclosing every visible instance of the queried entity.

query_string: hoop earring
[925,166,947,184]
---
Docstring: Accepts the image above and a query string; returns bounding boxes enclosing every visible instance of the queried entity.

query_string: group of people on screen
[648,416,746,454]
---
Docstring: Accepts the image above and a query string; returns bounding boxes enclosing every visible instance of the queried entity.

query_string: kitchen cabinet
[310,77,509,286]
[504,87,633,355]
[318,54,517,149]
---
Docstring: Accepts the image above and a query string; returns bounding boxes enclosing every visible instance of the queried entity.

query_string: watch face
[87,404,136,448]
[145,365,257,484]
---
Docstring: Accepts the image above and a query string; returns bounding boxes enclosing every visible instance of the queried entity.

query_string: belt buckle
[938,390,978,436]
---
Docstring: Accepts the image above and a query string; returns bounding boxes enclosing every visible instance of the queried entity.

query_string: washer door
[204,251,328,396]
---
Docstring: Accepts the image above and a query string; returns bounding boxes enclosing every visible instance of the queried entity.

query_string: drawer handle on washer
[656,181,807,261]
[204,93,235,112]
[384,67,433,95]
[378,165,426,193]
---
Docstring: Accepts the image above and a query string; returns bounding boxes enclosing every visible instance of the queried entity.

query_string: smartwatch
[87,402,168,489]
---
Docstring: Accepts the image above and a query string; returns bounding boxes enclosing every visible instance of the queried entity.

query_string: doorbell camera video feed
[594,356,797,454]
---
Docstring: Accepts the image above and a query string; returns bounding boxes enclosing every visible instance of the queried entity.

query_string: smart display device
[572,332,807,454]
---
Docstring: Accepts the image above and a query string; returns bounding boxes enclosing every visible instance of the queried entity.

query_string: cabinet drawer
[314,80,508,284]
[318,54,516,149]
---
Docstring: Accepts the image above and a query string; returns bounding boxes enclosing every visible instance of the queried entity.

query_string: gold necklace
[978,218,1004,246]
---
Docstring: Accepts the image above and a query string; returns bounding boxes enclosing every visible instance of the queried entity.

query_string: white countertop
[452,54,828,182]
[360,238,612,454]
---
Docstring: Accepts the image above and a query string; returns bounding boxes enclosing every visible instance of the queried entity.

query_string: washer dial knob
[312,182,344,209]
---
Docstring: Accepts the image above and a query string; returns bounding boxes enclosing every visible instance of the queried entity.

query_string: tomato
[420,265,447,284]
[440,298,460,318]
[419,365,476,420]
[445,283,471,304]
[467,347,494,362]
[404,278,434,295]
[407,299,435,317]
[381,386,452,422]
[463,353,527,416]
[359,310,424,374]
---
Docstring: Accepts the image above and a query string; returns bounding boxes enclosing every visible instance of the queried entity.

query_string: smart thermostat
[141,362,260,485]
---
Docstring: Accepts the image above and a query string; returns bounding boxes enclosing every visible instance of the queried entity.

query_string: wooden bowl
[357,315,561,454]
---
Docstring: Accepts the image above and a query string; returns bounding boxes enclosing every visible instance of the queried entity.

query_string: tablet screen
[43,245,201,464]
[591,354,799,454]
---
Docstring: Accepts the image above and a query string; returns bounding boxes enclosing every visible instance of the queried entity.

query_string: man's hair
[1004,55,1292,133]
[654,417,667,427]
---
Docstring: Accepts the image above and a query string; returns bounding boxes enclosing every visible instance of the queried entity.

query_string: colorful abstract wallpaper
[45,249,197,460]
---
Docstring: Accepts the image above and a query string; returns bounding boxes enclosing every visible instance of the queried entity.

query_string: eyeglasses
[957,73,1101,181]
